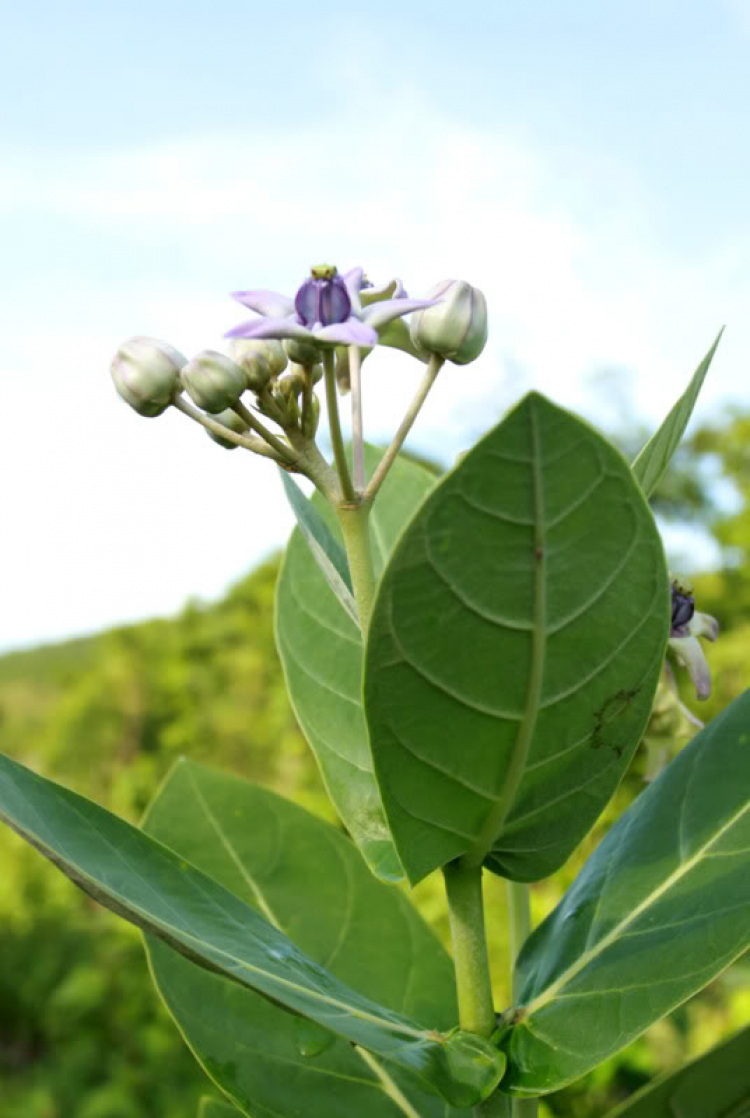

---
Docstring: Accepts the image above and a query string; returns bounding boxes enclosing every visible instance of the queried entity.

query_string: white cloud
[2,92,747,649]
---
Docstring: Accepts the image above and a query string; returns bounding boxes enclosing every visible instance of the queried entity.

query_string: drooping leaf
[143,758,468,1118]
[278,470,358,624]
[602,1021,750,1117]
[364,392,669,884]
[0,752,499,1104]
[276,446,436,881]
[631,331,723,498]
[501,690,750,1097]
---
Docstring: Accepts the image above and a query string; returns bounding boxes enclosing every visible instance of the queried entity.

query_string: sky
[3,0,750,651]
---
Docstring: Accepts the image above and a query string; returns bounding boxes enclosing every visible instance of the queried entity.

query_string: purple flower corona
[295,266,352,328]
[670,581,695,636]
[226,266,438,350]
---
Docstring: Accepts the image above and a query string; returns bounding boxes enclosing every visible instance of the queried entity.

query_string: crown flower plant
[1,265,746,1118]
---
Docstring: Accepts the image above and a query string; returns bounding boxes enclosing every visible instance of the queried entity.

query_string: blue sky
[3,0,750,650]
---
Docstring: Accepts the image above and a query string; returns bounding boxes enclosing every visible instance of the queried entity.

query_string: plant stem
[364,353,444,503]
[229,399,299,465]
[336,503,377,634]
[442,859,496,1038]
[323,349,355,503]
[506,882,537,1118]
[506,881,532,1002]
[173,396,289,463]
[474,1092,512,1117]
[349,344,366,492]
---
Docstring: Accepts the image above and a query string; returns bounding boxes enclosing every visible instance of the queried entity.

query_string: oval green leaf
[602,1021,750,1117]
[143,758,468,1118]
[199,1099,244,1118]
[502,690,750,1096]
[364,392,669,884]
[0,752,474,1101]
[276,447,436,881]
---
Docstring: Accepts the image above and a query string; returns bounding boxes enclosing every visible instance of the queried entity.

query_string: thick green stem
[506,882,537,1118]
[506,881,531,1003]
[323,349,355,502]
[336,503,377,634]
[443,860,496,1038]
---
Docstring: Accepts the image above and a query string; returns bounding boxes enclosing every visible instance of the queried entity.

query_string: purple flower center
[671,581,695,636]
[295,267,351,328]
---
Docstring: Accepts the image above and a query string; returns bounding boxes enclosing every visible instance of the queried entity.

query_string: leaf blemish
[591,687,642,756]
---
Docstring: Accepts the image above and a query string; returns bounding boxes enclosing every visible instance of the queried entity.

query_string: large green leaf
[631,331,722,498]
[501,689,750,1097]
[364,392,669,884]
[276,446,436,882]
[199,1099,244,1118]
[0,752,499,1104]
[143,759,467,1118]
[603,1021,750,1117]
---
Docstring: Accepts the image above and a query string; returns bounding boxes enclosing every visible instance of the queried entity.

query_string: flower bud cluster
[110,266,489,478]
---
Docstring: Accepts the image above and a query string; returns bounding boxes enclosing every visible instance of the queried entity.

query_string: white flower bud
[110,336,186,417]
[181,350,247,414]
[410,280,488,365]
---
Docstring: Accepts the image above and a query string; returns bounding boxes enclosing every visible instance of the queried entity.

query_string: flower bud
[302,393,321,437]
[410,279,488,365]
[110,336,186,417]
[284,337,321,366]
[228,337,287,383]
[181,350,247,414]
[206,408,250,450]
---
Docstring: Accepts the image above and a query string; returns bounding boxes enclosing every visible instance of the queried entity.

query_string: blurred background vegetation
[2,411,749,1118]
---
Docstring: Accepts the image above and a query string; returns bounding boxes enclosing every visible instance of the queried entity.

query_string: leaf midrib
[465,400,547,865]
[523,791,750,1017]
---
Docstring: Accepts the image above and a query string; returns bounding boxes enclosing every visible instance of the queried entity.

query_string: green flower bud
[228,338,287,387]
[410,279,488,365]
[110,336,186,417]
[302,393,321,437]
[284,337,321,366]
[206,408,250,450]
[228,342,273,392]
[181,350,247,414]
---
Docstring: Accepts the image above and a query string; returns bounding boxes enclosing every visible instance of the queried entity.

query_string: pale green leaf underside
[364,392,669,885]
[278,470,358,624]
[602,1021,750,1117]
[631,330,723,498]
[275,446,436,881]
[0,753,460,1098]
[143,759,460,1118]
[503,690,750,1097]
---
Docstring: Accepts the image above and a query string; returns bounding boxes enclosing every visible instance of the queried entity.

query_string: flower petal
[689,611,719,642]
[342,268,365,316]
[668,635,712,701]
[225,316,311,341]
[314,320,378,346]
[231,289,295,317]
[363,296,441,330]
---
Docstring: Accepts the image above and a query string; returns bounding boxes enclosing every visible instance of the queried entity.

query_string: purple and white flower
[226,265,436,350]
[668,579,719,700]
